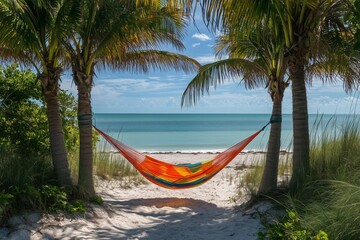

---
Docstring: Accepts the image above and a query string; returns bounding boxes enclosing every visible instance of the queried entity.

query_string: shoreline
[102,149,292,154]
[143,150,291,154]
[100,151,292,167]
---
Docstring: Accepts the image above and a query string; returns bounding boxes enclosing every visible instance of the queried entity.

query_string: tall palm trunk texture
[258,96,282,195]
[40,67,73,189]
[289,55,309,189]
[75,70,95,197]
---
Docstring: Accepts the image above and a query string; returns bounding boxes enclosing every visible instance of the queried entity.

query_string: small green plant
[258,210,329,240]
[40,185,68,213]
[90,195,103,205]
[237,165,264,197]
[67,200,86,214]
[0,192,14,222]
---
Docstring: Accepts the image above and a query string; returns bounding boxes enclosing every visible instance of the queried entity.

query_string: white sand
[1,152,290,240]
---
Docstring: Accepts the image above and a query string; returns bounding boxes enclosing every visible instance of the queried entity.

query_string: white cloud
[148,76,161,81]
[192,33,211,41]
[195,54,216,64]
[192,43,201,48]
[96,78,177,93]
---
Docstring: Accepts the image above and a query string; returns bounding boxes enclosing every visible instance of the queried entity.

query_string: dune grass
[283,115,360,239]
[0,145,55,191]
[68,140,146,188]
[234,115,360,238]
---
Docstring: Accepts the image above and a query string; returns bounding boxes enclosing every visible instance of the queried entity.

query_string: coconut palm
[63,0,200,197]
[182,25,288,195]
[185,0,354,189]
[0,0,78,189]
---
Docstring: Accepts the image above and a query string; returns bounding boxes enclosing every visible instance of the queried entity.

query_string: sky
[61,14,360,114]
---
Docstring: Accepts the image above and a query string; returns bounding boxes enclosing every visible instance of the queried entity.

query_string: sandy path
[0,153,283,240]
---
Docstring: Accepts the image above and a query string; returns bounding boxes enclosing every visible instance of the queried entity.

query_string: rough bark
[258,97,282,195]
[288,55,310,190]
[40,67,73,189]
[75,70,95,198]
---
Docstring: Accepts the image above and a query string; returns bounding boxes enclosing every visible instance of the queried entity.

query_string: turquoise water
[93,113,357,153]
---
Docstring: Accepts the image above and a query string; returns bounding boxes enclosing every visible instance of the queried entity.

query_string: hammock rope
[93,119,273,189]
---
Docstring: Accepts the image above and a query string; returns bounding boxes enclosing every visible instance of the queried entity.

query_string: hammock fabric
[93,125,266,189]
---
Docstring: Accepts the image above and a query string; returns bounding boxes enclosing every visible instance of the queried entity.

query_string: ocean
[93,113,357,153]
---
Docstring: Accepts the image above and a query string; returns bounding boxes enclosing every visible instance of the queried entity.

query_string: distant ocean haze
[93,113,357,153]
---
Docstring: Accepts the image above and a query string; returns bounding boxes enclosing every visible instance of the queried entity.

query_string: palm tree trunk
[76,72,95,198]
[288,56,309,190]
[41,73,73,189]
[258,96,282,195]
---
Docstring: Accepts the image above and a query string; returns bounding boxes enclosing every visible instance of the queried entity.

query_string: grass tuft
[93,141,147,187]
[279,115,360,239]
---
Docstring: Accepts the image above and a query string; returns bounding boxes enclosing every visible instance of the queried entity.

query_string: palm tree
[185,0,353,190]
[63,0,200,197]
[0,0,77,189]
[182,26,288,195]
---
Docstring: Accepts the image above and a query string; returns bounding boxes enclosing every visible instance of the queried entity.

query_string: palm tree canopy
[64,0,200,79]
[184,0,360,89]
[182,25,287,106]
[0,0,78,73]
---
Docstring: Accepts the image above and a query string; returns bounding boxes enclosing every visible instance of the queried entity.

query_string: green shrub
[0,63,79,156]
[258,210,329,240]
[90,195,103,205]
[40,185,68,213]
[67,200,86,214]
[8,185,86,214]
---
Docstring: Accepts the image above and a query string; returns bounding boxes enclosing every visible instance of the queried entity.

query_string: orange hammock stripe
[93,125,265,189]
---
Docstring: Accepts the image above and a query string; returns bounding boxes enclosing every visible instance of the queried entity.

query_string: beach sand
[1,152,290,240]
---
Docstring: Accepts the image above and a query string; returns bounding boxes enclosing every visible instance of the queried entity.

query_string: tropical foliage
[186,0,359,191]
[182,25,288,194]
[0,64,78,156]
[0,0,78,188]
[63,0,200,197]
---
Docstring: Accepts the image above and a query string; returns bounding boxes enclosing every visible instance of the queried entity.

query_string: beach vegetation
[0,0,79,189]
[0,64,79,157]
[63,0,200,198]
[258,116,360,239]
[0,64,84,221]
[8,184,86,215]
[258,210,329,240]
[182,23,287,196]
[94,150,146,187]
[186,0,358,193]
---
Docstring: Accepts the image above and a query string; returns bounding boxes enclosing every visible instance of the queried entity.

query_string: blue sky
[61,14,360,114]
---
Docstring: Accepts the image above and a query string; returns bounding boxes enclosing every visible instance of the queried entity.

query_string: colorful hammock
[93,123,269,189]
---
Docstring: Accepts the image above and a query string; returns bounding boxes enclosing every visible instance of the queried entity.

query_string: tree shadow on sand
[89,197,262,240]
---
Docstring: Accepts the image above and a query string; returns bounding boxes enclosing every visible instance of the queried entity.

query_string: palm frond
[103,50,200,74]
[181,58,267,106]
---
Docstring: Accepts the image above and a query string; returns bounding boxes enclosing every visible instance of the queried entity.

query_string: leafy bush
[90,195,104,205]
[40,185,68,212]
[0,63,79,156]
[0,64,84,220]
[67,200,86,214]
[258,210,329,240]
[8,185,86,214]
